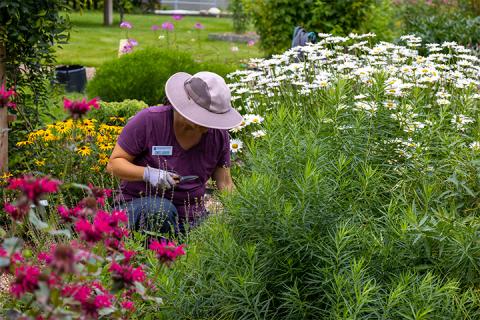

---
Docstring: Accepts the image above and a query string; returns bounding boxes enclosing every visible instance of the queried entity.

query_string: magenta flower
[247,40,255,47]
[149,240,185,265]
[3,202,29,221]
[8,175,61,204]
[75,218,108,243]
[0,82,16,109]
[151,24,160,31]
[10,265,41,298]
[94,294,113,308]
[110,262,145,289]
[63,97,100,119]
[121,300,135,311]
[194,22,205,30]
[162,21,174,31]
[172,14,183,21]
[119,21,132,29]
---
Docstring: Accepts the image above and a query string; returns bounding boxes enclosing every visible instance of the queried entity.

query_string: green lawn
[56,11,262,68]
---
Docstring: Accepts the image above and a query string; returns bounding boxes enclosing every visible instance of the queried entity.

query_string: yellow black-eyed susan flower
[77,145,92,156]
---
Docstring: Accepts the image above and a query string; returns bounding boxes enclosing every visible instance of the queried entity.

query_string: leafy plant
[0,175,185,319]
[230,0,250,34]
[155,35,480,318]
[88,99,148,124]
[87,47,236,106]
[398,0,480,47]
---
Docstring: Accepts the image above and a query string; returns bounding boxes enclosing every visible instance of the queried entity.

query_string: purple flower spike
[120,21,132,29]
[194,22,204,30]
[151,25,160,31]
[162,22,174,31]
[172,14,183,21]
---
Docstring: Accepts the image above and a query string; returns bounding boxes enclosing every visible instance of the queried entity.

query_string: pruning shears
[174,175,199,184]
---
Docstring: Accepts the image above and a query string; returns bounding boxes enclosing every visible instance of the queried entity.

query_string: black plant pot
[55,65,87,93]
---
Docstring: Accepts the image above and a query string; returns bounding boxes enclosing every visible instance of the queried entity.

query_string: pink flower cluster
[162,21,174,31]
[121,38,139,54]
[1,177,186,318]
[62,282,114,318]
[0,81,16,109]
[63,97,100,119]
[149,239,186,265]
[120,21,132,29]
[4,175,61,221]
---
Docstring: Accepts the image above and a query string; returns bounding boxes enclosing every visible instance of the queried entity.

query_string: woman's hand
[143,166,179,189]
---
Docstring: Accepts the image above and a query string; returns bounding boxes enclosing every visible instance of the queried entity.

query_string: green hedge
[244,0,393,55]
[88,99,148,124]
[87,47,236,106]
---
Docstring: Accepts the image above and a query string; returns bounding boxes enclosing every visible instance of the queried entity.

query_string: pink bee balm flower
[7,175,61,204]
[121,300,135,311]
[110,262,146,288]
[10,265,41,298]
[172,14,183,21]
[151,24,160,31]
[3,202,29,221]
[194,22,205,30]
[149,240,185,265]
[120,21,132,29]
[0,82,16,109]
[94,294,113,308]
[63,97,100,120]
[162,21,174,31]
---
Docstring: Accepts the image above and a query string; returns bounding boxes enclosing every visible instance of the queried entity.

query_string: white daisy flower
[252,130,266,138]
[469,141,480,150]
[230,139,243,153]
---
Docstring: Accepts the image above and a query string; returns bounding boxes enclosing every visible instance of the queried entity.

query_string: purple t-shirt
[116,105,231,221]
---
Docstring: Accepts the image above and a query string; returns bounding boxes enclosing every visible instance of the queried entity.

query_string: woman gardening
[107,71,242,235]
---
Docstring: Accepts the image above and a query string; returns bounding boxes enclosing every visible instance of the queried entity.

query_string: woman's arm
[212,166,234,192]
[106,143,145,181]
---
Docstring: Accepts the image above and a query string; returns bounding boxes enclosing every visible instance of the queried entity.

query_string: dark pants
[116,196,184,236]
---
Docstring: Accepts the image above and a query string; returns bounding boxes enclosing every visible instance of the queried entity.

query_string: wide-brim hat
[165,71,243,130]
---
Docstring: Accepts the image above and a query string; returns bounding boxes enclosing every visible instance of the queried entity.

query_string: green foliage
[88,99,148,123]
[153,38,480,318]
[230,0,249,34]
[0,0,70,128]
[87,47,236,106]
[244,0,394,55]
[398,0,480,46]
[243,0,315,56]
[359,0,397,41]
[310,0,375,35]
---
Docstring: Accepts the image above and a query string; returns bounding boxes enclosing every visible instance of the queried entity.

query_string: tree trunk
[0,43,8,173]
[104,0,113,26]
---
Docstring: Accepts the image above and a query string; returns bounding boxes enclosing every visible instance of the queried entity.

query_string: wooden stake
[0,42,7,173]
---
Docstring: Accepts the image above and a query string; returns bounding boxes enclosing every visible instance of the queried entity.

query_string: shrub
[398,0,480,47]
[230,0,250,34]
[87,47,236,106]
[156,35,480,318]
[244,0,384,55]
[88,99,148,124]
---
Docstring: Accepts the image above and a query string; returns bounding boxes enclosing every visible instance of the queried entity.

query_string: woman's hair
[162,96,172,106]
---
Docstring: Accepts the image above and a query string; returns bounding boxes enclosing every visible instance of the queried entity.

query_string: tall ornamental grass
[156,34,480,319]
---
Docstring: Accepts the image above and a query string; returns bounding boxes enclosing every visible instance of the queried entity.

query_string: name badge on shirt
[152,146,173,156]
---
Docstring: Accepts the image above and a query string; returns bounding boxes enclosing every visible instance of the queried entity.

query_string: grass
[56,11,262,68]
